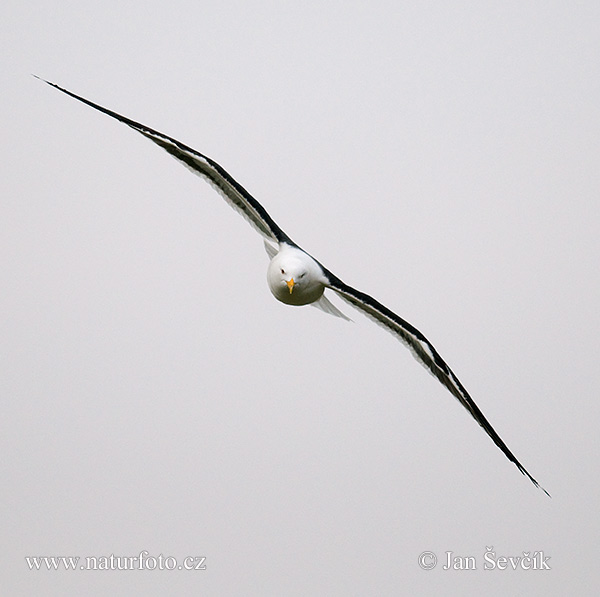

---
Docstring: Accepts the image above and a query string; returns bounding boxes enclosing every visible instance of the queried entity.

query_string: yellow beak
[286,277,295,294]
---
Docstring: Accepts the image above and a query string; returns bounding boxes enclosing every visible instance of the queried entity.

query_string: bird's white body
[267,244,326,306]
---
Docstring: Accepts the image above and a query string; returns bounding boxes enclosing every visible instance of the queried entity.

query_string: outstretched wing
[324,272,549,496]
[35,77,293,245]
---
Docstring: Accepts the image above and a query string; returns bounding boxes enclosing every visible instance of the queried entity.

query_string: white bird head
[267,245,325,306]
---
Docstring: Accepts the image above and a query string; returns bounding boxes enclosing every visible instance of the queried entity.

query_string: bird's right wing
[36,77,293,246]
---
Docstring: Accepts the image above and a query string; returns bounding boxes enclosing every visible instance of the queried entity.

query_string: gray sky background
[2,1,599,595]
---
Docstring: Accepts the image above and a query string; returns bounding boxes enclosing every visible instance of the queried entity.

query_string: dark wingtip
[522,469,551,498]
[32,75,67,92]
[536,484,552,499]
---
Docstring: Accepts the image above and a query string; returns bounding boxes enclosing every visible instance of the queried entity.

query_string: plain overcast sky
[2,1,599,595]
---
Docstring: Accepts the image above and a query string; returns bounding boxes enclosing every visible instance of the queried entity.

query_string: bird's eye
[300,272,306,278]
[280,268,285,274]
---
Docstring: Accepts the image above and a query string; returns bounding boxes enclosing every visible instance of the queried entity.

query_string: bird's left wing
[35,77,293,245]
[324,271,549,496]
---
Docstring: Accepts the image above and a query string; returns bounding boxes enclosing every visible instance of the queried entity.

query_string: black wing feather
[35,76,293,245]
[324,272,550,497]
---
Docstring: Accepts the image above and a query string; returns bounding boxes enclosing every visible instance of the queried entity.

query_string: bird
[36,76,549,496]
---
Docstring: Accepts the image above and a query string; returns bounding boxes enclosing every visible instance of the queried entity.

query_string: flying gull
[36,76,549,496]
